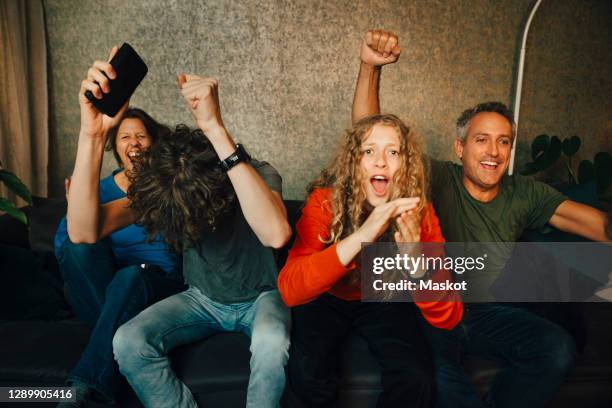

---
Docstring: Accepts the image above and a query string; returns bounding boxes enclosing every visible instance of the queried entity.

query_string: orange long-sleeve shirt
[278,188,463,330]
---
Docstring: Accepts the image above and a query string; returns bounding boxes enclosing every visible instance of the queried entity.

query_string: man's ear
[454,138,464,161]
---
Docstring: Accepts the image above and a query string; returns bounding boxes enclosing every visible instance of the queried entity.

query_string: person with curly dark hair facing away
[56,48,183,407]
[71,71,292,407]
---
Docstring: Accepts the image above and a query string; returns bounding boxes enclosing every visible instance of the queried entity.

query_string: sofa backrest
[278,200,303,267]
[27,197,67,253]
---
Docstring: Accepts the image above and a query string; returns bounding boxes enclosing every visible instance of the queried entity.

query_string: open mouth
[370,175,389,196]
[480,160,499,171]
[127,150,141,160]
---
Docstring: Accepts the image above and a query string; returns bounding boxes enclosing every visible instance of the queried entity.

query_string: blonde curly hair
[308,114,429,245]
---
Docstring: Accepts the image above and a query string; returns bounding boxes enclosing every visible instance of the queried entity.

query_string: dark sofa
[1,197,611,407]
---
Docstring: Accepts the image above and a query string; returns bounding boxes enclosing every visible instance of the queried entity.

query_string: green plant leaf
[564,162,577,184]
[0,169,33,204]
[531,134,550,161]
[600,184,612,203]
[594,151,612,169]
[0,197,27,224]
[578,160,596,184]
[562,135,581,157]
[520,162,539,175]
[534,136,562,171]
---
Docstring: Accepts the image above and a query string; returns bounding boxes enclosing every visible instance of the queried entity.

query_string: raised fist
[177,74,224,134]
[360,29,401,66]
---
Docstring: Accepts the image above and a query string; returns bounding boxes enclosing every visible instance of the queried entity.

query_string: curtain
[0,0,48,204]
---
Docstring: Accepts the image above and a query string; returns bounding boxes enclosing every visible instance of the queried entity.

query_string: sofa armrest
[0,212,29,249]
[24,197,66,253]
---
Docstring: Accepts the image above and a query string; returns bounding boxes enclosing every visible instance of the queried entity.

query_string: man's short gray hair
[455,101,516,143]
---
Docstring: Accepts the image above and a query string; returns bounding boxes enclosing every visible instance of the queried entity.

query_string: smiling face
[359,123,402,207]
[454,111,513,201]
[115,118,152,172]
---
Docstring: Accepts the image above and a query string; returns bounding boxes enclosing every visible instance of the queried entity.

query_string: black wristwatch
[218,144,251,172]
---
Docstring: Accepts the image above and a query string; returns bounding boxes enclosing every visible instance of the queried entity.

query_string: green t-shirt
[430,160,567,300]
[182,160,282,304]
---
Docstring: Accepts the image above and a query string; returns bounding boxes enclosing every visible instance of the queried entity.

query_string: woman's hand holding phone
[78,47,129,139]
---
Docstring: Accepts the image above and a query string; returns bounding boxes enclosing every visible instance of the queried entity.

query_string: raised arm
[549,200,611,242]
[67,47,132,243]
[351,29,401,124]
[178,74,291,249]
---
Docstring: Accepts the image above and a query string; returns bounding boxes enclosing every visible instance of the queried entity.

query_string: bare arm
[352,62,381,123]
[549,200,611,242]
[67,134,106,243]
[206,126,290,248]
[98,198,134,238]
[178,74,291,248]
[67,47,130,243]
[351,29,401,124]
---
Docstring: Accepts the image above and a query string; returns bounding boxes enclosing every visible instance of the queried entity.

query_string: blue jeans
[57,239,184,401]
[426,303,577,408]
[113,287,291,408]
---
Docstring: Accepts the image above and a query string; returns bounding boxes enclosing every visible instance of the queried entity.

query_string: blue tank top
[54,170,180,274]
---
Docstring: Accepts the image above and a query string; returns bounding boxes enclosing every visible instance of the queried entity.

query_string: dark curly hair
[106,107,170,167]
[127,125,236,252]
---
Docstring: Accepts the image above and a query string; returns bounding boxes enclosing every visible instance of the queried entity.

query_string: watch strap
[218,144,251,171]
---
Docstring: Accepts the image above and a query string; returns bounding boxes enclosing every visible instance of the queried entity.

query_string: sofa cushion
[0,244,70,320]
[1,306,612,408]
[0,320,90,385]
[172,333,251,393]
[276,200,302,268]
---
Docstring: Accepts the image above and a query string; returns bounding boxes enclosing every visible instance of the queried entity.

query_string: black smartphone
[85,43,148,117]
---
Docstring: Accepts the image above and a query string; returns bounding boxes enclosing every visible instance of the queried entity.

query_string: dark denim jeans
[57,238,185,401]
[425,303,577,408]
[289,293,433,408]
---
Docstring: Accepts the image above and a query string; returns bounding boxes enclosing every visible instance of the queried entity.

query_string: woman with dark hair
[105,108,165,169]
[278,114,463,407]
[54,50,184,407]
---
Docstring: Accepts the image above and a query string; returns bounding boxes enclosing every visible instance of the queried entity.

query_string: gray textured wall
[44,0,611,199]
[519,0,612,177]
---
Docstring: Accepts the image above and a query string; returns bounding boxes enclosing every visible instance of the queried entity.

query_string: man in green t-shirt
[350,29,611,408]
[69,69,293,407]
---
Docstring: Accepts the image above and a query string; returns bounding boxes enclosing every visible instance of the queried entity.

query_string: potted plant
[521,134,612,205]
[0,160,33,224]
